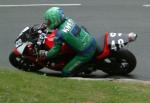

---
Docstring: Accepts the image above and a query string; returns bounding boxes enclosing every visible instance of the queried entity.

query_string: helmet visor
[45,20,51,28]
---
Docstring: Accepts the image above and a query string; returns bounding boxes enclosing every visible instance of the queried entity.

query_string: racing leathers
[46,18,97,76]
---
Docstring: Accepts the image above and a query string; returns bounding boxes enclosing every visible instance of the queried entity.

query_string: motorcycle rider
[39,7,97,76]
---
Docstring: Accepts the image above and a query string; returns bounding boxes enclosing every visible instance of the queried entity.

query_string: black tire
[102,49,136,75]
[9,52,43,72]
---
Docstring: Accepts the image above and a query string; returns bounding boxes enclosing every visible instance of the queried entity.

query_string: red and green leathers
[46,18,96,76]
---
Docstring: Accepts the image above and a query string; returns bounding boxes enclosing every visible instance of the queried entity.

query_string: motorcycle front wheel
[9,52,43,72]
[102,49,137,75]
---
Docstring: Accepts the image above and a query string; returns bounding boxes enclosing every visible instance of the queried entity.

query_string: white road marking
[69,77,150,84]
[142,4,150,7]
[0,4,82,7]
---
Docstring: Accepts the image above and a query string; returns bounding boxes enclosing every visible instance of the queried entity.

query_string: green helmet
[44,7,65,31]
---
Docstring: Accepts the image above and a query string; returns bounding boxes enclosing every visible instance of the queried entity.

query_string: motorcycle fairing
[96,32,110,60]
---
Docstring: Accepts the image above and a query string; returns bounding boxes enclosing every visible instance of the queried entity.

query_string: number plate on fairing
[15,39,23,48]
[108,32,129,51]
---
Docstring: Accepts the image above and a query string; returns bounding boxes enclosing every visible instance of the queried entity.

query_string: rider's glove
[38,50,48,59]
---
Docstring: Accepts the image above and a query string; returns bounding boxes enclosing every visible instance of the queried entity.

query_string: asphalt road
[0,0,150,80]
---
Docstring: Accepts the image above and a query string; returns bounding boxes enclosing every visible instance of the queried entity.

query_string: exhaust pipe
[128,32,137,42]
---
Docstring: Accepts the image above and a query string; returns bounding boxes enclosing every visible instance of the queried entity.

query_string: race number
[109,33,125,51]
[15,39,23,48]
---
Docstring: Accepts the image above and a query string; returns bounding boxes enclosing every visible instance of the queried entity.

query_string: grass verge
[0,68,150,103]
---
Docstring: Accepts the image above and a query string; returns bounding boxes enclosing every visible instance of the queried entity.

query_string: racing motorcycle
[9,24,137,75]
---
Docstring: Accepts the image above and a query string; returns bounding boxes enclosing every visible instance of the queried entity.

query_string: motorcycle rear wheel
[9,52,43,72]
[102,49,136,75]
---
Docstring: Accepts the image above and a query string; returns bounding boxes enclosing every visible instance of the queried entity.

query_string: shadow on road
[31,70,138,80]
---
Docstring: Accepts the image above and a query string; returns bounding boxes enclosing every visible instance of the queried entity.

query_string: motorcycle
[9,24,137,75]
